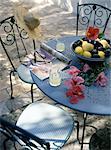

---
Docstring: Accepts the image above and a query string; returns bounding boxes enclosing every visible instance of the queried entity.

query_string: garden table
[31,35,111,150]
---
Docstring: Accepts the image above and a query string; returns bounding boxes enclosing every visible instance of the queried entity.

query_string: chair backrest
[76,3,111,35]
[0,117,50,150]
[0,16,36,71]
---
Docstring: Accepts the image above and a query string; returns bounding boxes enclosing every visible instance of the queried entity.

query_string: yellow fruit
[74,46,83,55]
[98,51,105,58]
[89,43,94,50]
[100,40,109,48]
[96,38,101,42]
[82,41,94,51]
[83,51,92,58]
[108,44,111,48]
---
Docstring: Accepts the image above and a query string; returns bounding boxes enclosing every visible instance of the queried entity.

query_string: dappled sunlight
[0,78,10,91]
[62,31,76,35]
[0,1,111,150]
[10,0,74,12]
[0,53,6,61]
[7,83,26,97]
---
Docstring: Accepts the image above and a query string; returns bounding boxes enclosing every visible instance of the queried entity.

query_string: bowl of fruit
[71,37,111,62]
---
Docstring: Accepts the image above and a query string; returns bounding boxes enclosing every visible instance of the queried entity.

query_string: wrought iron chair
[0,102,75,150]
[0,16,38,103]
[75,3,111,150]
[76,3,111,35]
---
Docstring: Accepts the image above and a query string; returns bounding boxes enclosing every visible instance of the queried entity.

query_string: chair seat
[17,64,34,84]
[16,102,74,149]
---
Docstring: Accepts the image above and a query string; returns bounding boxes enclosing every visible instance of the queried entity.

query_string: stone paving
[0,0,111,150]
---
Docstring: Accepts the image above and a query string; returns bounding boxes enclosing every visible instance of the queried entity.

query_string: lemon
[82,41,94,51]
[100,40,109,48]
[98,51,105,58]
[83,51,92,58]
[74,46,83,55]
[56,42,65,52]
[96,38,101,42]
[89,43,94,50]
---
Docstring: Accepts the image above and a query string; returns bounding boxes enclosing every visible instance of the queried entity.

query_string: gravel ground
[0,0,111,150]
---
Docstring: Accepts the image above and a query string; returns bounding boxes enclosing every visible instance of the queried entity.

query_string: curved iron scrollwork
[79,5,92,25]
[19,28,29,39]
[16,26,29,40]
[94,7,107,28]
[0,20,15,46]
[0,16,29,46]
[78,4,111,30]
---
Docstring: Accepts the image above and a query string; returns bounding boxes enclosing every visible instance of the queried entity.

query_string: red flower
[70,94,85,104]
[66,85,85,104]
[86,26,99,40]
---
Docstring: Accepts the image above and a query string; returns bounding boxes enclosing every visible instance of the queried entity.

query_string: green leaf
[98,32,105,39]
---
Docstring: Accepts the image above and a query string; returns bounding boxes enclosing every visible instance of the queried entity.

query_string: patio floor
[0,0,111,149]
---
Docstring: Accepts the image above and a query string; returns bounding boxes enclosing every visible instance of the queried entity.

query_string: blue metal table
[31,36,111,149]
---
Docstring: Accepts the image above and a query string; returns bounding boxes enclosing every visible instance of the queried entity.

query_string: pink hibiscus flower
[71,76,85,86]
[96,72,108,87]
[64,73,85,88]
[66,84,85,104]
[67,66,80,76]
[65,67,85,104]
[82,64,91,72]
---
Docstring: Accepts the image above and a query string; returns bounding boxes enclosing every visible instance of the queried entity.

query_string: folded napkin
[40,43,72,64]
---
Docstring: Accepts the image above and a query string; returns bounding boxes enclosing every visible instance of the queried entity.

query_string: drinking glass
[49,68,61,87]
[56,41,65,52]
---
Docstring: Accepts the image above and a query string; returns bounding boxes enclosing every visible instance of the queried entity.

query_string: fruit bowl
[73,52,105,62]
[71,37,111,62]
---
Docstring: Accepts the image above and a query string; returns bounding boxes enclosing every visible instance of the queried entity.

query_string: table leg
[80,113,88,150]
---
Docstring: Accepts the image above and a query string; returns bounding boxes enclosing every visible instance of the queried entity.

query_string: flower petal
[67,66,81,76]
[86,26,99,40]
[83,64,91,72]
[66,89,73,97]
[69,95,79,104]
[72,76,85,84]
[96,72,108,87]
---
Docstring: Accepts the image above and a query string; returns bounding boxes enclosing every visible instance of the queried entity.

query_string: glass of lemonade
[49,67,61,87]
[56,40,65,52]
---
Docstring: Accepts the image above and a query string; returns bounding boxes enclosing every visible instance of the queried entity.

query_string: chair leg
[31,84,34,103]
[3,137,17,150]
[14,142,18,150]
[80,113,88,150]
[10,71,14,99]
[3,138,9,150]
[75,120,80,144]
